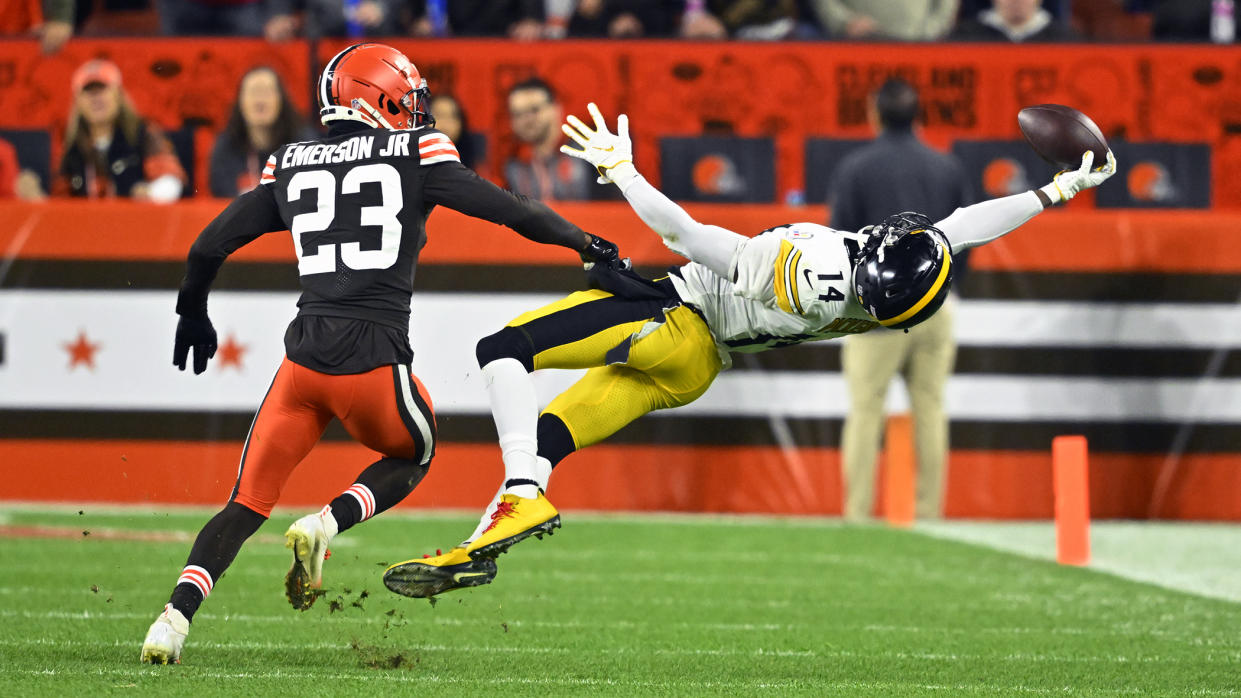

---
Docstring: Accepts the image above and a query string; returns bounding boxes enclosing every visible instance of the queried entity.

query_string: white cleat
[140,603,189,665]
[284,507,332,610]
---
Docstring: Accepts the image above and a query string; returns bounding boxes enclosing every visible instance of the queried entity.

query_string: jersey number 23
[287,163,403,276]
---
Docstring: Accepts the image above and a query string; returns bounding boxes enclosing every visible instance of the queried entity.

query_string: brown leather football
[1017,104,1109,170]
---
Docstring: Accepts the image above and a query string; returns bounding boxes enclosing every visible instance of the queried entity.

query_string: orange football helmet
[318,43,432,130]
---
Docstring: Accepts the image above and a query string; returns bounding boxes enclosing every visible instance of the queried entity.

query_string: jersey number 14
[287,163,403,276]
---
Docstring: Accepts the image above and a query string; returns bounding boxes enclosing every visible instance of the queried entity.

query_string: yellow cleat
[383,547,497,598]
[465,492,560,560]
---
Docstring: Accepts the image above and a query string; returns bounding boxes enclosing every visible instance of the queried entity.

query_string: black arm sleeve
[177,184,285,315]
[422,162,589,253]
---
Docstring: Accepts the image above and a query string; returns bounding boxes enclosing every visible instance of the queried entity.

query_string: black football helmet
[852,212,954,330]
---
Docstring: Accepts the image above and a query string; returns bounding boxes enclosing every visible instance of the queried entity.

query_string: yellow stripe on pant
[503,288,723,451]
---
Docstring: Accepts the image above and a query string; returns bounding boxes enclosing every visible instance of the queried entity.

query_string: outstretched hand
[1040,149,1118,204]
[560,103,638,186]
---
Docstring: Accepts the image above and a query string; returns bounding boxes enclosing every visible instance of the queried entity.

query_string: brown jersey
[178,122,589,374]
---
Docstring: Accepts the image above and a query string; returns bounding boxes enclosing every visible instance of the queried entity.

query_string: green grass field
[1,507,1238,696]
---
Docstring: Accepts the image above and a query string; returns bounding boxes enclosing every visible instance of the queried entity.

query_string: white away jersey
[668,222,879,366]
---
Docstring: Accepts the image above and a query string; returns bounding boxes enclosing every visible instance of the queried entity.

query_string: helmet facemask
[404,79,433,128]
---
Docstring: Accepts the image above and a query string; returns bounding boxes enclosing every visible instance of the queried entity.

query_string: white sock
[530,456,552,492]
[482,358,544,497]
[343,484,376,525]
[463,486,504,546]
[498,432,538,498]
[176,565,214,600]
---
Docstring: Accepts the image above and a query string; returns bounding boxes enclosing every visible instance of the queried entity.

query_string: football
[1017,104,1109,170]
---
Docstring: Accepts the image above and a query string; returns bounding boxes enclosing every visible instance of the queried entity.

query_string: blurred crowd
[0,51,599,202]
[2,0,1236,46]
[0,0,1235,202]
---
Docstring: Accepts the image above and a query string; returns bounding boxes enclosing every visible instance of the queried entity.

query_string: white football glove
[1039,149,1117,204]
[560,102,639,188]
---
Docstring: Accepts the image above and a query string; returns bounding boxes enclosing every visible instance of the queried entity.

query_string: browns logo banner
[660,136,775,203]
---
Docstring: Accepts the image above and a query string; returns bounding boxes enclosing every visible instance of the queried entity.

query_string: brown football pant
[230,357,436,517]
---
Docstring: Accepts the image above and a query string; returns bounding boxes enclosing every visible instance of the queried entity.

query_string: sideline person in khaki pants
[841,296,956,520]
[828,78,972,521]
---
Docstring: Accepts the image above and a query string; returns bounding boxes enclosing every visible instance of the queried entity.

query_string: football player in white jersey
[383,104,1116,597]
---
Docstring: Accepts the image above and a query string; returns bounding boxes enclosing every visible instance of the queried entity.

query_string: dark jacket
[209,126,316,198]
[828,130,973,286]
[1152,0,1237,40]
[59,121,184,198]
[568,0,682,36]
[951,12,1078,42]
[410,0,544,35]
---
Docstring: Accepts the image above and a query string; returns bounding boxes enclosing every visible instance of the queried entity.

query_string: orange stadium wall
[1,201,1239,520]
[2,39,1241,205]
[1,39,1239,519]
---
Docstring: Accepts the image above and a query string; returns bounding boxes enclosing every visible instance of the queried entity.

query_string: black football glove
[173,312,217,374]
[580,233,625,271]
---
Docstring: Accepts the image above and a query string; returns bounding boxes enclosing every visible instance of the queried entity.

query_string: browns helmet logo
[691,154,743,196]
[1127,161,1175,203]
[982,158,1030,198]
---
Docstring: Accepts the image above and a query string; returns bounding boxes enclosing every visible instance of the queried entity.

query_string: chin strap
[320,97,395,130]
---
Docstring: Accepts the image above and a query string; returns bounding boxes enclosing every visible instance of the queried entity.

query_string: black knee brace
[476,326,535,372]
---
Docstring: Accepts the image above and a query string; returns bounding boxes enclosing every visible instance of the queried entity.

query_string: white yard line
[0,608,796,632]
[917,520,1241,605]
[12,666,1238,696]
[0,585,799,610]
[4,637,1236,664]
[2,608,1233,646]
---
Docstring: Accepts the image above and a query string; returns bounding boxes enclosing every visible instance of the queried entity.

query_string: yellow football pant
[503,288,723,451]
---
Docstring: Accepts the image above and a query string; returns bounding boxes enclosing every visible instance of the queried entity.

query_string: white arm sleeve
[618,174,746,279]
[934,190,1045,251]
